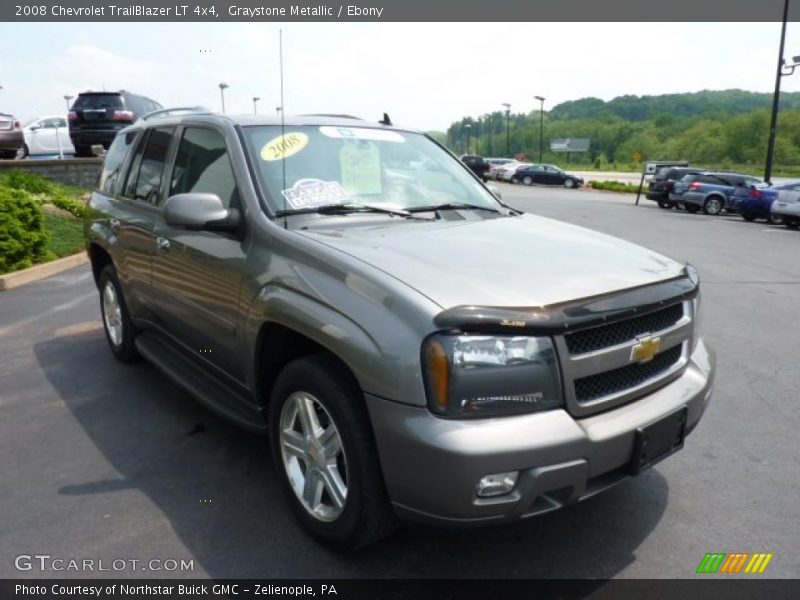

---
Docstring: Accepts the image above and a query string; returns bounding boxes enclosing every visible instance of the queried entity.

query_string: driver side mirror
[163,193,241,233]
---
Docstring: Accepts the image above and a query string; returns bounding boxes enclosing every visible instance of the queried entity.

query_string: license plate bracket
[629,406,687,475]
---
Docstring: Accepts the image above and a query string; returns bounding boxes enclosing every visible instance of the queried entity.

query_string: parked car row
[473,156,583,188]
[0,89,162,160]
[646,165,800,229]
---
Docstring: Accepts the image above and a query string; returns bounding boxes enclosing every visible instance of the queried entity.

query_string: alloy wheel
[101,281,123,347]
[279,391,348,522]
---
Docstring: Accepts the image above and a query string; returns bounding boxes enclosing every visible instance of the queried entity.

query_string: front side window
[123,127,174,205]
[243,125,501,215]
[170,127,239,208]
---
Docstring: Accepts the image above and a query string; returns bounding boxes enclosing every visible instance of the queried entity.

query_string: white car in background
[771,188,800,229]
[498,162,533,182]
[20,116,75,158]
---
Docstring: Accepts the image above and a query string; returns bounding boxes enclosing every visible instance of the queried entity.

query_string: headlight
[422,334,563,418]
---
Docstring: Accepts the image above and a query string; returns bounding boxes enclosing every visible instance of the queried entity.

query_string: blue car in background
[729,181,800,224]
[670,171,762,215]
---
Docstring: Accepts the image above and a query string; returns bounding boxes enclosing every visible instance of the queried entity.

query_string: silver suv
[86,110,715,548]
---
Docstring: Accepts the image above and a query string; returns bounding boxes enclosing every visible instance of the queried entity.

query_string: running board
[134,332,267,433]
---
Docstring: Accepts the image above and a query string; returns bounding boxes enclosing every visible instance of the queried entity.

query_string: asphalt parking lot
[1,185,798,579]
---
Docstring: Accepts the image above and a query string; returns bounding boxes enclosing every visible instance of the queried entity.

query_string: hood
[298,213,684,309]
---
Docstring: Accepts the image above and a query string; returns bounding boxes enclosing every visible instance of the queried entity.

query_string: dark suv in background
[647,166,704,208]
[460,155,489,181]
[68,90,162,157]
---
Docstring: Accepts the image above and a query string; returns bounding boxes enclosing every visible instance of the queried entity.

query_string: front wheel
[703,196,724,215]
[15,145,28,159]
[741,211,756,222]
[98,265,139,361]
[564,178,576,189]
[657,200,672,209]
[685,204,700,214]
[768,213,783,225]
[269,355,397,549]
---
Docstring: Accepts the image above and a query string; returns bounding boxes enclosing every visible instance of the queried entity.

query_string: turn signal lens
[425,338,449,410]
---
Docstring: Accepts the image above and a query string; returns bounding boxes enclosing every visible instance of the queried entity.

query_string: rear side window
[170,127,239,208]
[697,175,726,185]
[98,130,138,194]
[74,94,123,110]
[123,127,175,205]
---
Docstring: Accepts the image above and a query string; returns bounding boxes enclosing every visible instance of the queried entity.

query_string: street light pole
[218,83,229,114]
[501,103,511,157]
[465,123,471,154]
[252,96,260,115]
[534,95,546,163]
[765,0,791,184]
[487,114,493,155]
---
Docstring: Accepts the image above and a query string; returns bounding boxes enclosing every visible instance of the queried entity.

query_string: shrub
[588,180,643,194]
[49,191,88,218]
[0,169,53,195]
[0,185,50,273]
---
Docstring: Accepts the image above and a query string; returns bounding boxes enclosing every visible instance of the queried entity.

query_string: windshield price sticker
[261,132,309,161]
[281,179,349,209]
[340,142,382,196]
[319,126,406,143]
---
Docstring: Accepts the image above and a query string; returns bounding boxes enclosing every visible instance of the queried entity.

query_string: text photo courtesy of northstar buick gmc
[85,110,715,548]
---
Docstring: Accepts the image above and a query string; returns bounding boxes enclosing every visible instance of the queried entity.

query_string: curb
[0,253,89,291]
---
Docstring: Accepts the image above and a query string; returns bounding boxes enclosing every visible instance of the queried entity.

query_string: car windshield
[243,125,502,214]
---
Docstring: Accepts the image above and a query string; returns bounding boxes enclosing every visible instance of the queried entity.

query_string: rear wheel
[522,176,533,186]
[73,144,93,157]
[657,201,672,209]
[0,150,16,160]
[98,265,139,362]
[786,218,800,229]
[268,355,397,549]
[685,204,700,214]
[741,211,756,222]
[703,196,724,215]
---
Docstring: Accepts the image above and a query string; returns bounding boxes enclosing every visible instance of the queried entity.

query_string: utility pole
[501,103,511,157]
[765,0,790,184]
[534,95,546,163]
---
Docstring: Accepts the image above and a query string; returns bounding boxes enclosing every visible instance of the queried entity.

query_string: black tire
[73,144,93,157]
[741,211,756,222]
[0,150,16,160]
[268,354,397,549]
[564,178,576,189]
[685,204,700,214]
[703,196,724,215]
[15,145,28,159]
[98,265,140,362]
[787,218,800,230]
[657,201,672,209]
[522,176,533,186]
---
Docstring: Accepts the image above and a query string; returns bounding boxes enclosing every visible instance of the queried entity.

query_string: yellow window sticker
[340,141,382,196]
[261,132,309,161]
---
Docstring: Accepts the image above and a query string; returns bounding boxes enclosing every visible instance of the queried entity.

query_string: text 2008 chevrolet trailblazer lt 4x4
[85,109,715,548]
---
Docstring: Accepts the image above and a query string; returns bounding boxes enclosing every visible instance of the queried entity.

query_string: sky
[2,22,800,130]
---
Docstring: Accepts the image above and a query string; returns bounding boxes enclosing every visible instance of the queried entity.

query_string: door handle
[109,218,120,234]
[156,237,171,252]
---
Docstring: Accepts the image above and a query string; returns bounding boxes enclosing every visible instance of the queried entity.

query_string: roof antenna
[279,29,288,230]
[379,112,392,126]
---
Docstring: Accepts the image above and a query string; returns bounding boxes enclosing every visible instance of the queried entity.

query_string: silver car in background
[771,188,800,229]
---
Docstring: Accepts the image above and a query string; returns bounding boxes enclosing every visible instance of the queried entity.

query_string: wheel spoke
[302,468,323,508]
[281,429,305,459]
[320,466,347,509]
[296,395,321,436]
[319,426,341,459]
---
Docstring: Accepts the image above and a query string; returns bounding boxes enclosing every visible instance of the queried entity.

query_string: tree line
[442,89,800,171]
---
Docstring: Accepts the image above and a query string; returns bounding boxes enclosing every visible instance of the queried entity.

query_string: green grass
[587,180,643,193]
[42,213,85,259]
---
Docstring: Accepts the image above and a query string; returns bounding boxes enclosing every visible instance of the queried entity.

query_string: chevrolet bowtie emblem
[631,335,661,363]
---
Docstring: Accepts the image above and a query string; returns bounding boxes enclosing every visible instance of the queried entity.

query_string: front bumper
[771,201,800,218]
[69,128,121,145]
[367,339,715,526]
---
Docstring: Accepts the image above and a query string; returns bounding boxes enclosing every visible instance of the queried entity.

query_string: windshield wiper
[406,202,502,214]
[276,203,427,220]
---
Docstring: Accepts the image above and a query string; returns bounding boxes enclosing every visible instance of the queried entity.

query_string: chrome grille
[554,299,694,417]
[574,345,682,403]
[565,303,684,354]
